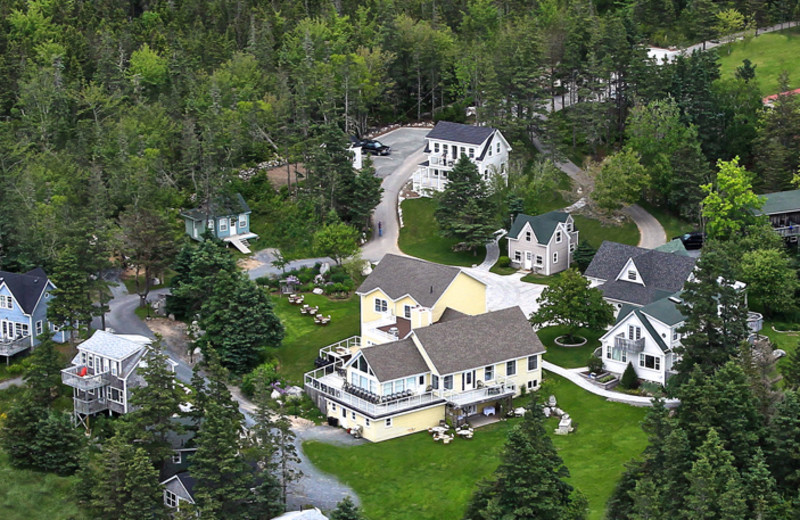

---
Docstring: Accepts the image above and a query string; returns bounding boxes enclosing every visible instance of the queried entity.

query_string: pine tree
[767,389,800,496]
[120,446,167,520]
[24,334,64,406]
[199,269,284,374]
[31,411,84,475]
[0,400,47,468]
[464,394,586,519]
[621,362,639,389]
[47,248,95,342]
[743,448,787,519]
[682,429,747,520]
[435,155,497,255]
[118,338,183,464]
[330,496,364,520]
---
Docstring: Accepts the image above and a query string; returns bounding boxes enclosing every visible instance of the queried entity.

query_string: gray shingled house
[506,212,578,274]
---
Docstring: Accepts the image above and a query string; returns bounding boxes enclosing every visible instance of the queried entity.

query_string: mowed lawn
[718,27,800,95]
[271,293,360,384]
[539,325,604,368]
[399,198,486,267]
[304,375,648,520]
[573,214,639,250]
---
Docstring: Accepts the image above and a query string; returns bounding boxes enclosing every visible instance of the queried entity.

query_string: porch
[0,335,32,363]
[62,366,110,390]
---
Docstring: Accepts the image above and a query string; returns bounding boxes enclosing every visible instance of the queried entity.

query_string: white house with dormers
[601,296,686,385]
[506,212,578,274]
[0,267,67,363]
[413,121,511,192]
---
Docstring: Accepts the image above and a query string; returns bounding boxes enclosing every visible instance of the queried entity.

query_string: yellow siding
[360,289,392,323]
[505,354,543,396]
[326,399,445,443]
[432,272,487,321]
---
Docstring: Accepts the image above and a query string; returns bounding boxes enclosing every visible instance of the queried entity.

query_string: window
[443,375,453,390]
[611,345,627,363]
[111,363,118,376]
[434,142,440,153]
[606,346,611,359]
[207,219,214,229]
[164,489,178,508]
[555,231,562,243]
[0,296,12,310]
[489,146,493,157]
[528,355,538,371]
[81,352,87,364]
[419,375,425,386]
[525,231,531,242]
[50,323,60,332]
[506,360,516,376]
[639,354,660,370]
[172,453,182,464]
[514,251,521,262]
[627,270,637,281]
[219,218,228,231]
[395,378,405,392]
[485,365,494,381]
[35,320,43,336]
[460,146,465,157]
[567,223,572,231]
[342,407,347,418]
[374,298,388,313]
[534,255,543,265]
[330,403,337,411]
[88,356,94,369]
[673,331,679,341]
[365,418,370,427]
[553,252,559,264]
[109,388,123,403]
[45,292,50,299]
[469,148,474,158]
[628,326,641,340]
[230,217,236,230]
[404,305,412,319]
[443,144,448,157]
[239,214,247,228]
[496,142,500,153]
[385,418,393,428]
[431,375,439,389]
[383,382,392,395]
[527,380,538,389]
[351,411,356,420]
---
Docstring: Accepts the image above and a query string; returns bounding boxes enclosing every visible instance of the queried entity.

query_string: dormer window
[555,231,562,243]
[627,270,637,281]
[172,453,182,464]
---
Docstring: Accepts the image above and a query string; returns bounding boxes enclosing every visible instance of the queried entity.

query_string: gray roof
[507,212,570,244]
[437,307,469,324]
[181,192,251,221]
[360,338,429,382]
[639,295,685,326]
[426,121,495,145]
[413,307,545,375]
[356,254,474,307]
[0,267,50,314]
[754,190,797,216]
[78,330,150,361]
[585,241,696,306]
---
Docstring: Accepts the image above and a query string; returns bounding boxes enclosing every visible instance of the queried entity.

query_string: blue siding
[182,212,251,241]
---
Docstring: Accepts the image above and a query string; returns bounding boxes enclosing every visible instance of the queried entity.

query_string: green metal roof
[654,238,689,256]
[754,190,799,216]
[508,211,570,245]
[180,192,251,221]
[635,309,670,353]
[640,295,685,326]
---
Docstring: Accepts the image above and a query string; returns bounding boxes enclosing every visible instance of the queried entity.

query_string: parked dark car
[359,139,391,156]
[675,231,705,250]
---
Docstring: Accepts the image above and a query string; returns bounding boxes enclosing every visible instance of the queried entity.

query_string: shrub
[296,267,315,284]
[620,362,639,389]
[330,271,349,284]
[255,276,272,286]
[301,282,315,293]
[586,356,604,374]
[240,362,279,398]
[497,256,511,268]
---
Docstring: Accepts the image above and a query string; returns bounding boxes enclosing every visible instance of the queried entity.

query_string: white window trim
[555,231,562,243]
[164,489,178,508]
[553,252,559,264]
[506,360,516,376]
[219,218,228,231]
[385,418,392,428]
[527,355,538,372]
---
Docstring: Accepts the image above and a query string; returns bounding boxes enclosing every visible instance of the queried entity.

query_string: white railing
[62,366,110,390]
[0,335,31,356]
[305,367,444,417]
[436,375,516,407]
[319,336,362,359]
[773,225,800,237]
[747,312,763,333]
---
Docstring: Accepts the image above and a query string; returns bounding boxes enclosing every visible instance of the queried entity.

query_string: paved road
[463,268,545,318]
[248,249,335,281]
[624,204,667,249]
[0,376,24,390]
[543,361,679,408]
[361,128,430,262]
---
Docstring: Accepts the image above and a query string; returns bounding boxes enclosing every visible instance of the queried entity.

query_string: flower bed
[580,370,619,390]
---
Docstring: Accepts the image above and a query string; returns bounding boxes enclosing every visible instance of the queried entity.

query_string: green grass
[489,264,518,275]
[399,198,486,267]
[304,375,647,520]
[638,201,697,242]
[539,325,603,368]
[573,215,639,250]
[718,27,800,96]
[122,269,174,295]
[761,319,799,381]
[521,270,566,286]
[271,293,360,384]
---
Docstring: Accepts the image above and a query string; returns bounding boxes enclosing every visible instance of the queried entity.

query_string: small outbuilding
[180,193,257,253]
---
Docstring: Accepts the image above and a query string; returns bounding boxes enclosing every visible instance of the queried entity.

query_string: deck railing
[62,366,110,390]
[319,336,362,359]
[614,336,645,353]
[73,397,108,415]
[773,225,800,237]
[0,335,31,357]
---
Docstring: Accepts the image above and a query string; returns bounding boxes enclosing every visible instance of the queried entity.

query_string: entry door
[230,217,237,235]
[463,370,476,391]
[525,252,532,270]
[1,320,7,339]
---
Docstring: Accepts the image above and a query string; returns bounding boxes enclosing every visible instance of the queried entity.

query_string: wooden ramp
[227,237,251,254]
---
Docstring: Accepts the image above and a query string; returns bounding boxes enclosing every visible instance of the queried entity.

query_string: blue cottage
[179,193,257,253]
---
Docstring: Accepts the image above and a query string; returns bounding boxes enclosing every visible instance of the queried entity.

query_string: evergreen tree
[330,496,364,520]
[118,339,184,464]
[573,242,596,273]
[435,155,497,255]
[341,156,383,231]
[199,269,284,374]
[24,334,64,406]
[767,390,800,496]
[47,248,94,342]
[168,237,238,319]
[672,247,750,388]
[0,400,47,469]
[781,346,800,389]
[682,429,747,520]
[743,448,786,519]
[31,411,84,475]
[464,394,587,519]
[620,362,639,389]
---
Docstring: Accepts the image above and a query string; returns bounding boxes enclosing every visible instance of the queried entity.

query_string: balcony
[614,336,645,353]
[62,366,110,391]
[443,378,516,407]
[0,335,31,357]
[73,397,108,415]
[318,336,362,362]
[773,225,800,238]
[305,365,445,418]
[747,312,763,333]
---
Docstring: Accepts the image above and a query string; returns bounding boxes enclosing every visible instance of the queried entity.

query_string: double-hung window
[555,231,562,243]
[239,214,247,228]
[628,270,637,281]
[506,360,516,376]
[525,231,531,242]
[553,252,559,264]
[484,365,494,381]
[374,298,388,313]
[514,251,521,262]
[404,305,412,318]
[528,355,538,371]
[35,320,43,336]
[431,375,439,389]
[219,218,228,232]
[164,490,178,508]
[443,375,453,390]
[536,255,543,265]
[628,326,641,340]
[385,418,393,427]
